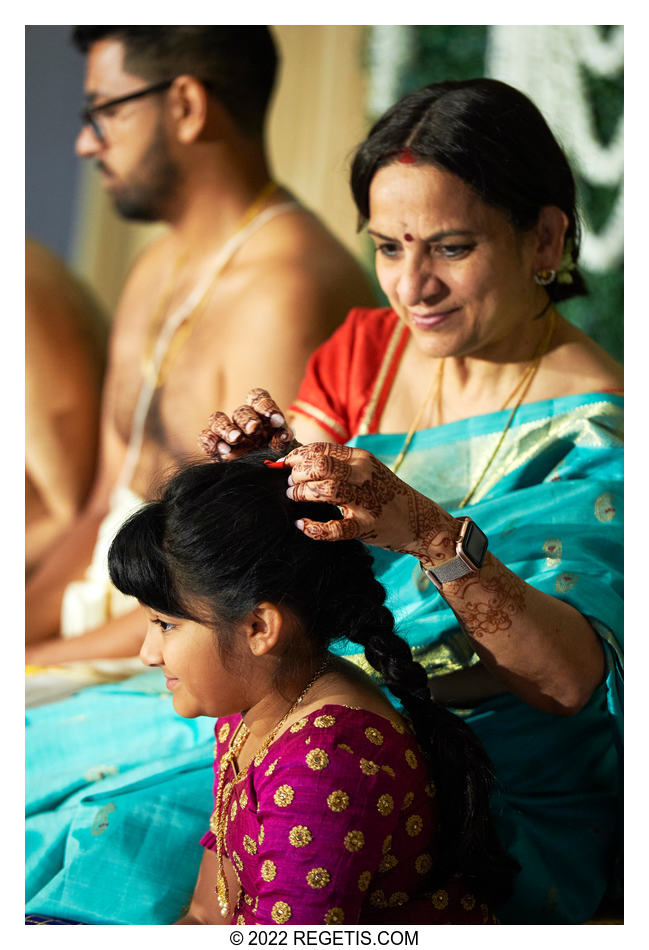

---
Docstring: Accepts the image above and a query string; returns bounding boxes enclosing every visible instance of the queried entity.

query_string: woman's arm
[284,443,605,716]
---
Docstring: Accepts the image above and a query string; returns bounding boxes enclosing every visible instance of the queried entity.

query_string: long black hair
[108,451,518,904]
[351,77,586,303]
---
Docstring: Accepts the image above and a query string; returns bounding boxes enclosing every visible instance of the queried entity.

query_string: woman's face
[368,162,544,360]
[139,605,250,719]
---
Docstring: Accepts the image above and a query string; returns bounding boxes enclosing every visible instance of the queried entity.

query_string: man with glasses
[26,26,375,671]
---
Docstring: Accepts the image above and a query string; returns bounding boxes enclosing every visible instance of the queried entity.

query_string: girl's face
[368,162,546,361]
[139,605,250,719]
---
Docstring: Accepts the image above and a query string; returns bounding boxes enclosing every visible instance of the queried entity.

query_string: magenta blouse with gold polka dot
[200,705,496,925]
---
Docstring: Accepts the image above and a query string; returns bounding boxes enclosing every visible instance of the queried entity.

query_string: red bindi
[404,233,414,242]
[397,146,417,164]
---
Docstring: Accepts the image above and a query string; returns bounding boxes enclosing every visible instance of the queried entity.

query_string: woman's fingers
[297,513,363,542]
[247,388,287,428]
[206,410,247,446]
[285,443,355,484]
[231,404,266,437]
[199,391,297,462]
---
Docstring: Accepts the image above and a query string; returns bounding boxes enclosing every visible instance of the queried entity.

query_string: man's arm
[25,368,127,645]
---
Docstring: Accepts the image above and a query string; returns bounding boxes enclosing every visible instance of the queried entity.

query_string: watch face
[463,520,488,568]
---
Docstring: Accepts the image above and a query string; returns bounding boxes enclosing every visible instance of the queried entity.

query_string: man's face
[75,38,180,222]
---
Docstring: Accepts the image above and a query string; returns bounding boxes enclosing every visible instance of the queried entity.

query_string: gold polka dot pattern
[358,870,371,891]
[378,853,398,873]
[290,717,309,733]
[461,893,476,911]
[271,901,291,923]
[405,749,418,770]
[369,889,387,908]
[415,853,432,875]
[243,834,257,855]
[365,727,384,746]
[406,814,423,837]
[344,830,365,852]
[258,824,265,845]
[273,784,294,807]
[431,889,449,909]
[289,824,313,847]
[327,789,350,812]
[382,765,395,777]
[314,715,336,728]
[401,791,414,811]
[306,867,331,889]
[218,722,230,743]
[360,758,379,776]
[239,789,248,809]
[390,719,406,734]
[306,748,329,771]
[232,851,243,872]
[264,759,278,776]
[324,907,345,924]
[261,859,277,882]
[337,743,354,754]
[377,793,394,816]
[389,891,409,907]
[382,835,392,854]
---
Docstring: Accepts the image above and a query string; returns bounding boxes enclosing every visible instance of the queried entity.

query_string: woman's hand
[284,443,459,566]
[198,389,299,461]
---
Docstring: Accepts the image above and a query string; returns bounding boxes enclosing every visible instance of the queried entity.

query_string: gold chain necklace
[212,658,330,917]
[390,310,557,500]
[458,310,556,507]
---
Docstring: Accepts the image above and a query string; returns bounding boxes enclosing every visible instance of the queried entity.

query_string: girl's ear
[242,602,284,657]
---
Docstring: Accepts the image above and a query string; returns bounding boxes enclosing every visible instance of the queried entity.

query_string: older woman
[204,79,623,924]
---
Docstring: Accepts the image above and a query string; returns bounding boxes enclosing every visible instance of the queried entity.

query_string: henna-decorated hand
[198,388,301,461]
[283,443,460,566]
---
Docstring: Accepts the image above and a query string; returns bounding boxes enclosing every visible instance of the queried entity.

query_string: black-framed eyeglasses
[80,79,174,142]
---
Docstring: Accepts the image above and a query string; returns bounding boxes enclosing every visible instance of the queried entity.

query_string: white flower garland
[366,26,414,119]
[365,26,623,272]
[485,25,623,271]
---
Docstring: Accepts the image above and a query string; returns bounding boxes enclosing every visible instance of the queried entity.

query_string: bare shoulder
[545,314,623,395]
[236,202,376,322]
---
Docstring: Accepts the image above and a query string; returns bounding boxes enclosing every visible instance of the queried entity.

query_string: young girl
[108,451,517,924]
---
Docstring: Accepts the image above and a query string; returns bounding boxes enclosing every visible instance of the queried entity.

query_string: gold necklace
[390,358,444,474]
[212,658,330,917]
[142,179,279,388]
[390,310,557,498]
[458,309,556,507]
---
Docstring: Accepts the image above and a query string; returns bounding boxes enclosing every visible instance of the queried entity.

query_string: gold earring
[534,268,556,286]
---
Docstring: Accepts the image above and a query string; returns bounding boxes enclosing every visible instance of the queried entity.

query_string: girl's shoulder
[257,703,424,777]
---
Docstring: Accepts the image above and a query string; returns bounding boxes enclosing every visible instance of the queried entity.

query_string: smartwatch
[421,517,488,590]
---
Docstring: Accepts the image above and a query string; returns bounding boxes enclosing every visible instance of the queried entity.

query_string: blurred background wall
[25,24,623,361]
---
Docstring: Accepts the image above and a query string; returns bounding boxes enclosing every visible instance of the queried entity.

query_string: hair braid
[337,556,518,905]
